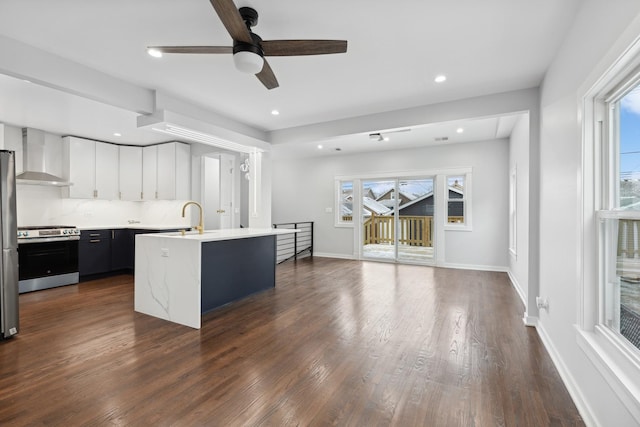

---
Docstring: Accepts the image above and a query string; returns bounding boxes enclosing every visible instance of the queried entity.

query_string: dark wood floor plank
[0,258,583,426]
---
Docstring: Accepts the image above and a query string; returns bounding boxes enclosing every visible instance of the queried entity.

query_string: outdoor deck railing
[619,218,640,259]
[363,214,433,247]
[342,214,464,247]
[272,221,314,264]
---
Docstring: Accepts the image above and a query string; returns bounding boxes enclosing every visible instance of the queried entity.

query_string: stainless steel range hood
[16,128,71,186]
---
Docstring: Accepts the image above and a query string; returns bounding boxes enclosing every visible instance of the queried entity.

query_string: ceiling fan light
[233,51,264,74]
[147,48,163,58]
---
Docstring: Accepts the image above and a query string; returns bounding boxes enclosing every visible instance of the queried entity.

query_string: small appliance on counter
[0,150,19,339]
[17,225,80,293]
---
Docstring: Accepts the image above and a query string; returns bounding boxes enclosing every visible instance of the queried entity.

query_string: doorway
[361,177,435,263]
[202,154,234,230]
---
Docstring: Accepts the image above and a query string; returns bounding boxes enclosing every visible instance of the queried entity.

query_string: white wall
[538,1,640,425]
[508,114,530,304]
[272,138,509,270]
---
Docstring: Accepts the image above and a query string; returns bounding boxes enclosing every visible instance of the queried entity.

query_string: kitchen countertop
[142,227,298,242]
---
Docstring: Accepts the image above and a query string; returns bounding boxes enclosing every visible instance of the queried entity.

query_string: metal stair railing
[272,222,314,264]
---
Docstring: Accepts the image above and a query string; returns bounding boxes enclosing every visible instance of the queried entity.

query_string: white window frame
[444,172,472,231]
[580,36,640,423]
[334,179,354,227]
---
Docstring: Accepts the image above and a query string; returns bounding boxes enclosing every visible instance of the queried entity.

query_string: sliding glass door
[361,177,434,263]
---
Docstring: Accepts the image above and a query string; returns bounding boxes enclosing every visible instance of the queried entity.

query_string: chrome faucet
[181,201,204,234]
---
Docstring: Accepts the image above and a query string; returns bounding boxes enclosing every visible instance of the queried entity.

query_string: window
[580,36,640,422]
[335,180,353,226]
[444,173,472,230]
[599,80,640,353]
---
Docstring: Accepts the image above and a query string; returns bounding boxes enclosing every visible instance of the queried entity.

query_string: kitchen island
[134,228,297,329]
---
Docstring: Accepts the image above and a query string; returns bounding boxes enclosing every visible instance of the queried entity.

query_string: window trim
[580,34,640,422]
[334,179,354,228]
[444,172,473,231]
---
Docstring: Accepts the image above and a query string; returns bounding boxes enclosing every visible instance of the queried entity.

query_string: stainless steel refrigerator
[0,150,18,339]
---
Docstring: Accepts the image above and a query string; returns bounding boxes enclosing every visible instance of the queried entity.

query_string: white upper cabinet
[64,138,189,200]
[63,137,118,199]
[63,136,95,198]
[95,142,119,200]
[145,142,190,200]
[119,146,142,201]
[142,145,158,200]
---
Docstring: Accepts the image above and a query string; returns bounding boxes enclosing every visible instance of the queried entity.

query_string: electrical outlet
[161,248,169,257]
[536,296,549,310]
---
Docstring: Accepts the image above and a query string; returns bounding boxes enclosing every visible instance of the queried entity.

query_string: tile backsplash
[17,185,191,227]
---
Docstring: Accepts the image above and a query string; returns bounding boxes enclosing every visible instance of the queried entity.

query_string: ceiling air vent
[435,136,449,142]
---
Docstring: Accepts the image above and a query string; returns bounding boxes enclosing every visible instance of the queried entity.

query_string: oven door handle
[18,236,80,244]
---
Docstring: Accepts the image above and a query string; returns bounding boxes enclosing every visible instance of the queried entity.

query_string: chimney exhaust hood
[16,128,71,187]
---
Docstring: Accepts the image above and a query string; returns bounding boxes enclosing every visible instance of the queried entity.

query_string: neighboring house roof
[363,197,392,215]
[375,188,417,202]
[341,204,353,216]
[398,191,434,212]
[395,186,464,212]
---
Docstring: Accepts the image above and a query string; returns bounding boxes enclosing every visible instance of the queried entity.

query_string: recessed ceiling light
[434,75,447,83]
[113,132,122,137]
[335,148,342,151]
[317,144,323,149]
[456,128,464,134]
[383,136,390,142]
[271,109,280,116]
[147,48,163,58]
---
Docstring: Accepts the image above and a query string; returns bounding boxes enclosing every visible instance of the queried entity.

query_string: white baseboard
[439,262,508,273]
[522,314,538,327]
[507,270,527,306]
[312,252,356,260]
[535,322,596,426]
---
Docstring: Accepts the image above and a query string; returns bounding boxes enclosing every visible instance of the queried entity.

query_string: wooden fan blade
[148,46,233,54]
[262,40,347,56]
[209,0,252,44]
[256,59,279,90]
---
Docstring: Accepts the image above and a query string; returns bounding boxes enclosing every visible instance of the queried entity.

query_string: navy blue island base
[200,235,276,314]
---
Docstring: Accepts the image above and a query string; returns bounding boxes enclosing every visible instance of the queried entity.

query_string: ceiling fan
[147,0,348,90]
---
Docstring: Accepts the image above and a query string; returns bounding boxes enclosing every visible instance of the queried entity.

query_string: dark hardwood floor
[0,258,583,426]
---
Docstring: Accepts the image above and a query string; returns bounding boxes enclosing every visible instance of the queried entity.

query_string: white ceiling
[0,0,581,153]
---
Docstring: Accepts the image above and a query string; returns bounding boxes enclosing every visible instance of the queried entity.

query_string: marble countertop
[138,227,298,242]
[77,224,190,231]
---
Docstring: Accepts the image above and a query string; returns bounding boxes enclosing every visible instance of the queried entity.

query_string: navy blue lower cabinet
[200,235,276,314]
[79,229,111,276]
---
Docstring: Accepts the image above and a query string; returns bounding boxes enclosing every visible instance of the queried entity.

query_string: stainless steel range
[18,225,80,293]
